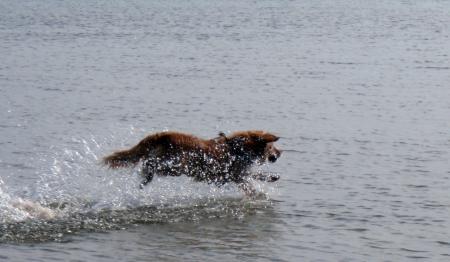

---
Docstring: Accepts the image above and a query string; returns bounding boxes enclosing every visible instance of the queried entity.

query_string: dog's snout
[268,154,277,163]
[265,144,281,163]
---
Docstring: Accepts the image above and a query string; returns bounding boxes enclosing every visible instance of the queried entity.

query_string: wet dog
[103,130,282,195]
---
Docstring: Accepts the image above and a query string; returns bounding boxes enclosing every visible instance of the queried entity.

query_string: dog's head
[225,131,281,165]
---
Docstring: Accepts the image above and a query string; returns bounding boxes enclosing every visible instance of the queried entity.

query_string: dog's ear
[258,133,280,143]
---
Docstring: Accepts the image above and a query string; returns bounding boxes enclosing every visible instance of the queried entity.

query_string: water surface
[1,0,449,261]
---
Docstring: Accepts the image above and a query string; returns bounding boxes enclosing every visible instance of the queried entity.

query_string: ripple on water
[0,197,273,243]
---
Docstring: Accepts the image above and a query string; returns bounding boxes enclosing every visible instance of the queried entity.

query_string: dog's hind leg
[139,160,154,189]
[140,174,153,189]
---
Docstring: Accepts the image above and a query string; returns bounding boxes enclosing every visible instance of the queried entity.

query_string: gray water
[1,0,450,261]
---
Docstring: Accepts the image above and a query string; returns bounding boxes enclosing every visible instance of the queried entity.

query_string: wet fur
[103,130,281,195]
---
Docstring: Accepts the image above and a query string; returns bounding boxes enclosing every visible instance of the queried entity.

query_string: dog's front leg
[251,171,280,182]
[237,181,257,197]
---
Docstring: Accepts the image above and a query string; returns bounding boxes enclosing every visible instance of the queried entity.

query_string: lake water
[1,0,449,261]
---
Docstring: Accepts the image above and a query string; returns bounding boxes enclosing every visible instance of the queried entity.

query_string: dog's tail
[103,135,158,168]
[102,147,142,168]
[103,133,167,168]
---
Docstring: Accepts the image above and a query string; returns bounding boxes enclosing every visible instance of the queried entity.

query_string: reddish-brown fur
[103,130,282,194]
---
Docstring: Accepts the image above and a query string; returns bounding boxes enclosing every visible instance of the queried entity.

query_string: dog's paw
[266,173,280,182]
[252,172,280,182]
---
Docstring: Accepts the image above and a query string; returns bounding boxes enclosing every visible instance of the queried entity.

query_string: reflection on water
[1,198,282,261]
[0,197,276,244]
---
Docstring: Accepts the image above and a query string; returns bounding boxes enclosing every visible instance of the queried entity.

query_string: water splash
[0,129,277,243]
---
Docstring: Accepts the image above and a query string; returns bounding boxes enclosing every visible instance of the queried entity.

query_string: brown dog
[103,130,281,195]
